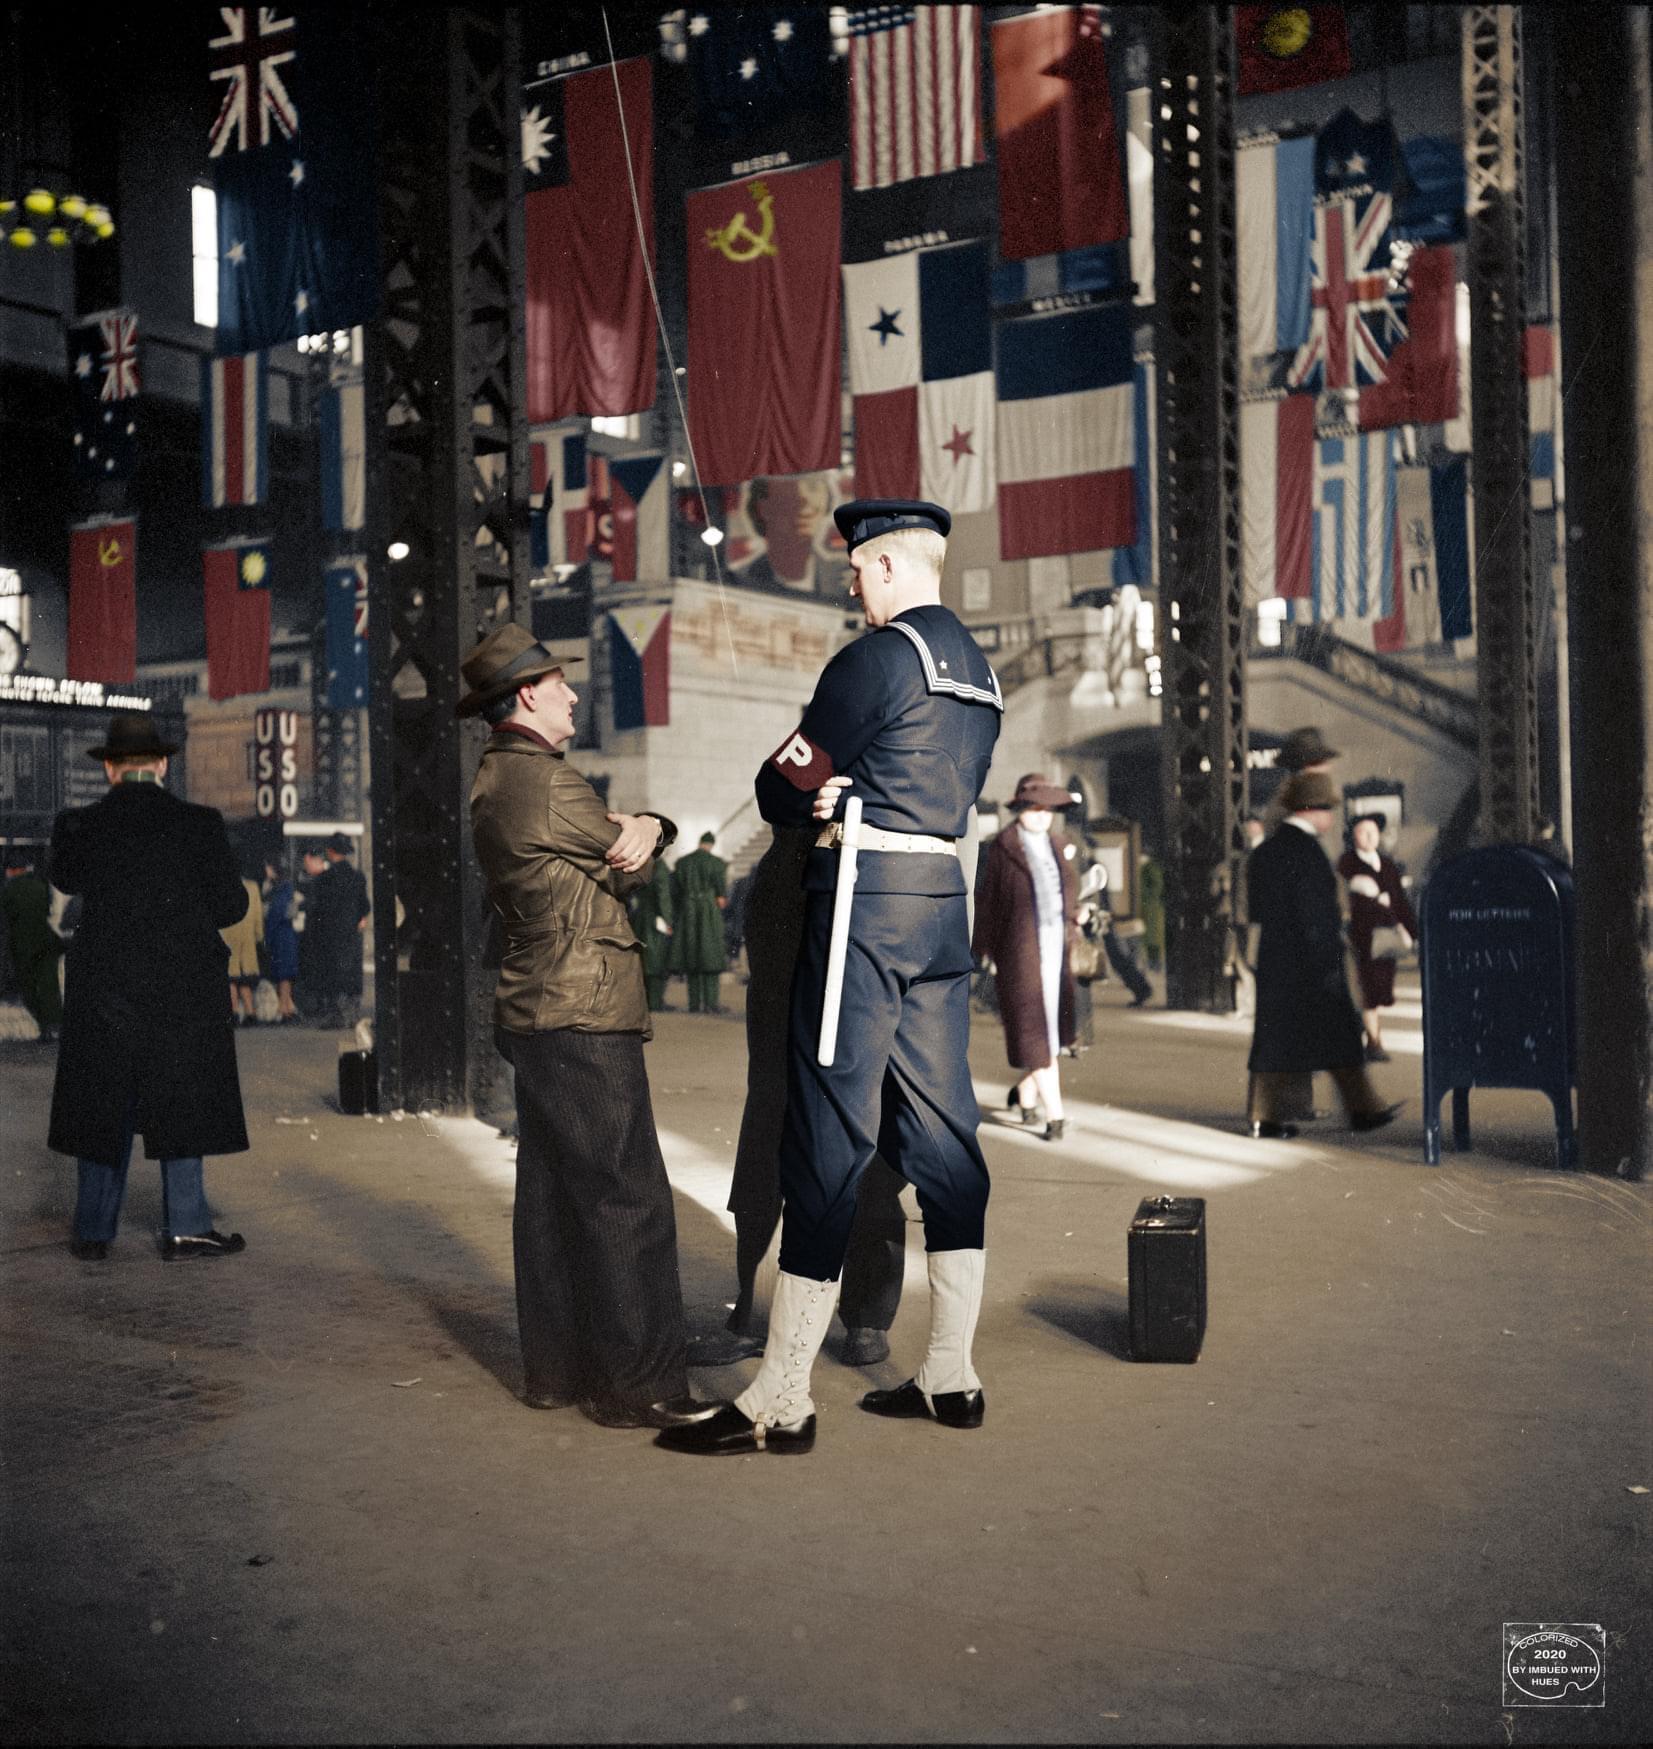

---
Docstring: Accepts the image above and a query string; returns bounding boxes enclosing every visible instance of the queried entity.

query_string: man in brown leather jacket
[461,625,712,1434]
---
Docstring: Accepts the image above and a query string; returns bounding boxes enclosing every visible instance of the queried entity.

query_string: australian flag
[208,6,379,354]
[687,8,836,148]
[68,310,140,484]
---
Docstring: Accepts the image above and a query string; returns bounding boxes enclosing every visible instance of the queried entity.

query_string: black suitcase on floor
[338,1048,378,1115]
[1128,1196,1206,1362]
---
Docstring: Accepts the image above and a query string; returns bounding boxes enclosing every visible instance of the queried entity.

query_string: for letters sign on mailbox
[1420,847,1575,1169]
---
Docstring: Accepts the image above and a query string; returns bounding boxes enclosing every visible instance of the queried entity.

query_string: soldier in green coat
[2,853,64,1038]
[630,857,676,1011]
[671,832,728,1013]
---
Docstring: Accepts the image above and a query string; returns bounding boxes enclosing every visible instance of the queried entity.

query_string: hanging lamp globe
[57,193,87,220]
[23,187,55,216]
[8,225,38,247]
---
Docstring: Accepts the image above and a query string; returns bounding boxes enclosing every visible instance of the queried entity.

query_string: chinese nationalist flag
[686,160,842,485]
[525,56,656,421]
[67,519,137,683]
[203,543,272,701]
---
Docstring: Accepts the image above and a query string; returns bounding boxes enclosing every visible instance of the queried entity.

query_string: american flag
[96,313,140,402]
[208,7,299,158]
[848,6,984,192]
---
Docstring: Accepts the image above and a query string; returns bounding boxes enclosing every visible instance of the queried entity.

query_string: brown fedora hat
[1279,769,1341,813]
[1277,726,1340,771]
[85,711,179,762]
[455,624,583,719]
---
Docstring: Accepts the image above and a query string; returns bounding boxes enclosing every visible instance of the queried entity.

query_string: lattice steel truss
[366,4,529,1112]
[1463,5,1538,843]
[306,352,365,824]
[1150,6,1247,1012]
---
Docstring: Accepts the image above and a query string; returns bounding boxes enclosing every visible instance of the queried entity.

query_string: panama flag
[529,428,590,571]
[844,240,994,512]
[995,301,1136,561]
[1237,133,1315,393]
[609,605,670,730]
[606,455,669,584]
[200,351,268,508]
[1241,397,1398,625]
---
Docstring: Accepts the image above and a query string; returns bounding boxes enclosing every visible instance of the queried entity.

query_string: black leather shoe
[860,1378,985,1429]
[1248,1121,1299,1140]
[685,1329,765,1367]
[68,1239,109,1261]
[1364,1044,1391,1064]
[161,1229,246,1260]
[1043,1119,1066,1143]
[840,1326,890,1366]
[581,1393,719,1431]
[1129,990,1153,1008]
[654,1401,816,1455]
[1351,1101,1404,1133]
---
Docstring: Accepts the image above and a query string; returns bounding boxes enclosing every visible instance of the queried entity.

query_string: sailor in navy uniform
[659,499,1002,1456]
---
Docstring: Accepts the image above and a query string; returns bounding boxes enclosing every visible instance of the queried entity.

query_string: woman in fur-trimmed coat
[971,775,1080,1141]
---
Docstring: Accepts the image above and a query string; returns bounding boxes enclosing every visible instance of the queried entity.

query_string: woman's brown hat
[1011,772,1079,811]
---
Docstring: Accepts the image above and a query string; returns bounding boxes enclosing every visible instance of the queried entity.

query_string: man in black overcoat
[300,831,370,1027]
[1245,769,1401,1140]
[48,713,249,1260]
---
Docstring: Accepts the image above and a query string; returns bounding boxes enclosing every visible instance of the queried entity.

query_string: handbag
[1368,924,1411,961]
[1069,935,1105,982]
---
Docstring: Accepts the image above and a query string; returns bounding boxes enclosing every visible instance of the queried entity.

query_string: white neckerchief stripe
[883,618,1004,711]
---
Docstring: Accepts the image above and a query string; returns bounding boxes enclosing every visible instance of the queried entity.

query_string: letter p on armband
[768,729,834,791]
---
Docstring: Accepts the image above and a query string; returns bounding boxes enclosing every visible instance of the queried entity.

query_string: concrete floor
[1,979,1647,1745]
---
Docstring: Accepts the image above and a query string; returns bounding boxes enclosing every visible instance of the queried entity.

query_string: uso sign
[254,709,300,819]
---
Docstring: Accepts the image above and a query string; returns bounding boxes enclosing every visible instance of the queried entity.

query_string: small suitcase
[338,1048,378,1116]
[1128,1195,1206,1362]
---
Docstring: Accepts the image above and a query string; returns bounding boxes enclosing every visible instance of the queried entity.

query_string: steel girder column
[1463,6,1538,843]
[1150,6,1247,1013]
[366,4,529,1113]
[306,349,365,824]
[1553,8,1653,1177]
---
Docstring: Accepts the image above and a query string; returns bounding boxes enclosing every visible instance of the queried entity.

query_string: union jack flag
[208,7,298,158]
[94,312,140,402]
[1285,191,1404,394]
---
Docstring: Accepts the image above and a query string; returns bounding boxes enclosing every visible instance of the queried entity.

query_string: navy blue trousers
[778,889,990,1282]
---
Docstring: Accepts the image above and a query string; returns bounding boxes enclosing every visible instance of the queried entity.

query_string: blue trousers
[74,1127,210,1243]
[778,889,990,1282]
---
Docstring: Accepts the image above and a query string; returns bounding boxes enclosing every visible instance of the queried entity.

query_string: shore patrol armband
[768,728,834,791]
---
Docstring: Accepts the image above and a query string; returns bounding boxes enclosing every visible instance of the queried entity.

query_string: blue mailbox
[1420,847,1576,1169]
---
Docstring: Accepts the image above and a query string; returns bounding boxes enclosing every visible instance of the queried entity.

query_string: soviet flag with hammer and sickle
[685,158,842,488]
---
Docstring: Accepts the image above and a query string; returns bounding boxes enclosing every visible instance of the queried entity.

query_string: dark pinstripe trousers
[498,1028,688,1409]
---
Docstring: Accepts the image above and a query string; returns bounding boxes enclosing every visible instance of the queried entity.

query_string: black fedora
[455,624,583,719]
[85,711,178,763]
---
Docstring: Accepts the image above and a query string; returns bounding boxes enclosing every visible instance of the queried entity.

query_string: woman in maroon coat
[971,774,1081,1140]
[1337,814,1418,1062]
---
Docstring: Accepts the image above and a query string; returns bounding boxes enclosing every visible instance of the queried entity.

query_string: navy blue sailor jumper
[752,604,1003,1280]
